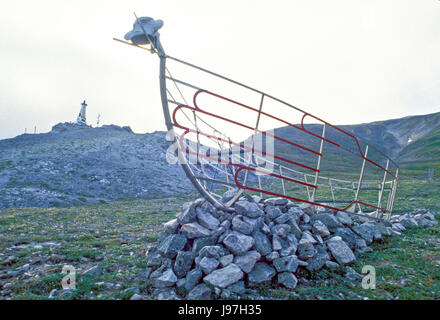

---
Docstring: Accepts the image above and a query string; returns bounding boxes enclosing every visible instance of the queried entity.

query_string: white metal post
[349,145,369,213]
[311,124,326,202]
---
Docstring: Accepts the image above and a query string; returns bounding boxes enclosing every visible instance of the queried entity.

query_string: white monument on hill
[76,100,87,125]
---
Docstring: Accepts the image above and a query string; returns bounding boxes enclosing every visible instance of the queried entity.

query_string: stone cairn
[144,192,438,300]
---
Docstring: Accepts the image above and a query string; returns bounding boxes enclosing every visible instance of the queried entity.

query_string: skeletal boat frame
[115,15,399,220]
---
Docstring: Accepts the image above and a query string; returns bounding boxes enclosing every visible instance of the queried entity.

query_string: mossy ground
[0,174,438,300]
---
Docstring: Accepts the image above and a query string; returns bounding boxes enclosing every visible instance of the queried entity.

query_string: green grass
[0,168,438,300]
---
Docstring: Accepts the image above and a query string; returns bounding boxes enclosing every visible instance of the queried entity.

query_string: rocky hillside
[0,123,193,209]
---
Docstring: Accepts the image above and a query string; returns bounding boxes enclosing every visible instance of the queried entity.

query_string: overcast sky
[0,0,439,140]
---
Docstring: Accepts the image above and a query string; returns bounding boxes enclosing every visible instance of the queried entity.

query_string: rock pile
[144,195,438,300]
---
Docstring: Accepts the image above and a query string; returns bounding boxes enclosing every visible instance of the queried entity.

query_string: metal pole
[387,168,399,219]
[349,145,369,213]
[311,124,326,202]
[376,159,389,217]
[329,178,335,202]
[304,174,311,201]
[280,166,286,196]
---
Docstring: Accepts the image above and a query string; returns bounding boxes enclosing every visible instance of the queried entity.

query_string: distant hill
[272,111,440,179]
[0,123,194,209]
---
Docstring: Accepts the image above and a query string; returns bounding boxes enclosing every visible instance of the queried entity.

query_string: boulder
[234,250,261,273]
[177,202,198,224]
[235,200,264,218]
[197,209,220,230]
[252,230,272,256]
[203,264,244,288]
[327,237,356,265]
[232,216,254,235]
[187,284,212,300]
[184,268,203,292]
[223,232,255,255]
[312,221,330,238]
[352,223,375,244]
[277,272,298,289]
[273,255,299,273]
[335,211,353,226]
[180,222,211,239]
[198,257,220,274]
[155,268,178,288]
[248,262,276,286]
[174,251,195,278]
[311,213,343,231]
[157,234,187,258]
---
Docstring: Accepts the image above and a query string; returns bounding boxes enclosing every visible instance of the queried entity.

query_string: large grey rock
[174,251,194,278]
[327,237,356,265]
[203,264,244,288]
[312,221,330,238]
[235,200,264,218]
[333,227,359,249]
[265,197,288,206]
[277,272,298,289]
[298,241,316,260]
[248,262,276,286]
[198,246,224,260]
[180,222,211,239]
[232,216,254,235]
[223,231,255,255]
[192,236,216,254]
[155,288,180,300]
[197,209,220,230]
[219,254,234,267]
[226,281,246,295]
[400,218,418,228]
[187,284,212,300]
[157,234,187,258]
[286,217,302,239]
[415,217,434,228]
[273,224,291,238]
[155,268,178,288]
[352,223,375,244]
[234,250,261,273]
[242,216,263,232]
[265,206,282,220]
[177,202,198,224]
[163,219,180,234]
[306,245,330,272]
[146,247,164,268]
[198,257,220,274]
[311,213,343,231]
[273,255,299,273]
[274,214,290,224]
[185,268,203,292]
[336,211,353,226]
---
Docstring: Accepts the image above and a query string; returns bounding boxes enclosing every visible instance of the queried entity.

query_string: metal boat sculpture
[115,16,399,220]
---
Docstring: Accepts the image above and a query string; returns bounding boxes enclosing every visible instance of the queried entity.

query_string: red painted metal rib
[175,118,319,173]
[177,132,317,190]
[301,113,396,178]
[233,167,389,213]
[194,89,337,150]
[173,105,320,172]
